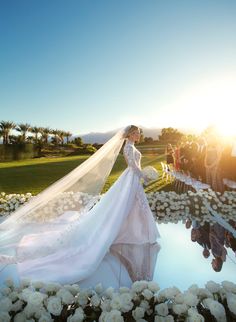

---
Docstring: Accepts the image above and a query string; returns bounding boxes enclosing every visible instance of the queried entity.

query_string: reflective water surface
[154,221,236,291]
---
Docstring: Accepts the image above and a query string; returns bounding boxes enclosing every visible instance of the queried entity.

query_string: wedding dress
[0,128,161,289]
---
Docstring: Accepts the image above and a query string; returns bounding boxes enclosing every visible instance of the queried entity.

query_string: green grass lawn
[0,153,171,195]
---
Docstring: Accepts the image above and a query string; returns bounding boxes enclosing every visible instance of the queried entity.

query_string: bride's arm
[124,144,145,179]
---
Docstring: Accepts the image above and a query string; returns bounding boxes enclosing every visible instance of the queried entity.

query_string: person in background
[204,136,223,192]
[165,143,174,170]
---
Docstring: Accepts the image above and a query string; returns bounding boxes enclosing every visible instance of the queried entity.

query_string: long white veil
[0,127,127,266]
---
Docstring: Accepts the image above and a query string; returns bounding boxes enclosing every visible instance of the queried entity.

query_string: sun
[163,75,236,137]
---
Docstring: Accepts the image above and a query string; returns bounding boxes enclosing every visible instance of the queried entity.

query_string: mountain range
[78,126,162,144]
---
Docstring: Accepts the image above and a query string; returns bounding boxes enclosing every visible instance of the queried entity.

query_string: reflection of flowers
[147,189,236,225]
[1,278,236,321]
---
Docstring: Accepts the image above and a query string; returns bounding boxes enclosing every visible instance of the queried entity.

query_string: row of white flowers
[1,190,236,227]
[0,278,236,321]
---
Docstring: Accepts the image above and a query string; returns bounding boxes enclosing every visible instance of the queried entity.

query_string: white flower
[205,281,221,294]
[0,311,11,322]
[23,303,41,318]
[32,281,45,290]
[148,281,160,293]
[11,300,24,312]
[44,282,61,293]
[46,296,63,316]
[183,291,199,306]
[38,312,54,322]
[13,312,27,322]
[76,290,88,306]
[155,303,168,316]
[131,281,148,293]
[91,294,101,307]
[155,315,174,322]
[28,291,47,306]
[222,281,236,293]
[101,299,111,312]
[8,290,19,302]
[203,298,226,322]
[56,288,74,304]
[0,297,12,312]
[103,309,124,322]
[105,287,115,299]
[120,293,133,312]
[226,292,236,315]
[110,294,122,310]
[67,307,84,322]
[95,283,103,294]
[132,307,145,320]
[1,287,11,296]
[142,289,153,300]
[172,304,188,315]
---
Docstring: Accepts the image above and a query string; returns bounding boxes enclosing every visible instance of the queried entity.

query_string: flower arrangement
[0,278,236,321]
[1,190,235,227]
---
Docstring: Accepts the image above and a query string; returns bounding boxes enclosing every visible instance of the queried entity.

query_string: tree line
[0,121,74,146]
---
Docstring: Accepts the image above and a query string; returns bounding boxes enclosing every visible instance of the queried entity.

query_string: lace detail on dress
[136,184,150,215]
[123,141,143,179]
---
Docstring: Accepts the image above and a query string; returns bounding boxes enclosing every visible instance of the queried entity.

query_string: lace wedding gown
[0,140,161,289]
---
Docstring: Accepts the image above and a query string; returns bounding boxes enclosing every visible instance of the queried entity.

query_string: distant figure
[204,139,223,192]
[165,143,174,166]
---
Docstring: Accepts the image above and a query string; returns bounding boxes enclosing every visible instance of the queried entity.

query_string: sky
[0,0,236,136]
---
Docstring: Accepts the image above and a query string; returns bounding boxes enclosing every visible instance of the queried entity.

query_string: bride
[0,125,161,289]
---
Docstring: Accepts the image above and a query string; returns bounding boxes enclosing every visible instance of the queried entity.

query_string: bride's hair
[124,125,139,138]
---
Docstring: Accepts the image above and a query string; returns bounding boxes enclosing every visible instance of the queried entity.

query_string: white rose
[0,311,11,322]
[226,292,236,315]
[56,288,74,305]
[44,282,61,293]
[104,309,124,322]
[155,303,168,316]
[132,307,145,320]
[131,281,148,293]
[101,299,111,312]
[23,303,41,318]
[110,294,122,310]
[13,312,27,322]
[95,283,103,294]
[8,291,19,302]
[120,293,133,313]
[0,297,12,312]
[142,289,153,301]
[76,290,88,306]
[28,291,47,306]
[46,296,63,316]
[38,312,53,322]
[67,307,84,322]
[4,278,14,288]
[222,281,236,293]
[205,281,221,294]
[183,291,199,306]
[172,304,188,315]
[91,294,101,307]
[203,298,226,322]
[155,315,174,322]
[11,300,24,312]
[105,287,115,299]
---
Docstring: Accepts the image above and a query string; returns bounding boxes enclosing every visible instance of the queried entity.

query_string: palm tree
[40,127,52,144]
[0,121,16,144]
[52,129,61,145]
[31,126,42,143]
[16,123,31,143]
[65,131,72,144]
[58,130,66,145]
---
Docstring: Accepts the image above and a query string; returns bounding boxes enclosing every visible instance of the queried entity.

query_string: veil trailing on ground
[0,126,128,266]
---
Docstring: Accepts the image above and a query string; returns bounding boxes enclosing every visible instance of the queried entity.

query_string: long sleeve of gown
[123,143,144,179]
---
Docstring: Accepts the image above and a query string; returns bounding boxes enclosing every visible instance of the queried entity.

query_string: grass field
[0,152,171,195]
